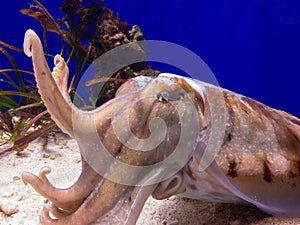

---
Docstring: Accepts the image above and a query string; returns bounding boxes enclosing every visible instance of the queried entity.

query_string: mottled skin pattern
[181,90,300,215]
[22,29,300,224]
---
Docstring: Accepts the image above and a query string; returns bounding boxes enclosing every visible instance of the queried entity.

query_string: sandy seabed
[1,132,300,225]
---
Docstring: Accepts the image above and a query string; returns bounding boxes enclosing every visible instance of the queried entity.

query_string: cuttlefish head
[22,29,203,224]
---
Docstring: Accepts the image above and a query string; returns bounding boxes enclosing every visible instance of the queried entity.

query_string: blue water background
[0,0,299,116]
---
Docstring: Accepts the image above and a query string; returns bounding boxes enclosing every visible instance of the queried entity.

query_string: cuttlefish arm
[22,29,106,212]
[23,29,74,136]
[23,29,153,221]
[22,29,202,224]
[22,160,102,213]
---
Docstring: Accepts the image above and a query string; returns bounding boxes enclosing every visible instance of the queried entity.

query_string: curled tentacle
[47,203,72,219]
[40,204,58,225]
[152,171,186,200]
[39,180,157,225]
[38,179,127,225]
[22,160,102,212]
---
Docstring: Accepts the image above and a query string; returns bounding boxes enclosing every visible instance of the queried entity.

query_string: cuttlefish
[22,29,300,225]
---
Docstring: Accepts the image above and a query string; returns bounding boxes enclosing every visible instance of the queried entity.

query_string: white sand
[1,133,299,225]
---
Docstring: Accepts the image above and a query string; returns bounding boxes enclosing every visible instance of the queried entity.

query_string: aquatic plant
[0,0,158,155]
[0,38,54,155]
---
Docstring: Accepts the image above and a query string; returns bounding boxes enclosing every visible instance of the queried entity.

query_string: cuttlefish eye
[157,90,185,102]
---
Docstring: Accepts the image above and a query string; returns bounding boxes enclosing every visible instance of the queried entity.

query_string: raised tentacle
[24,29,78,137]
